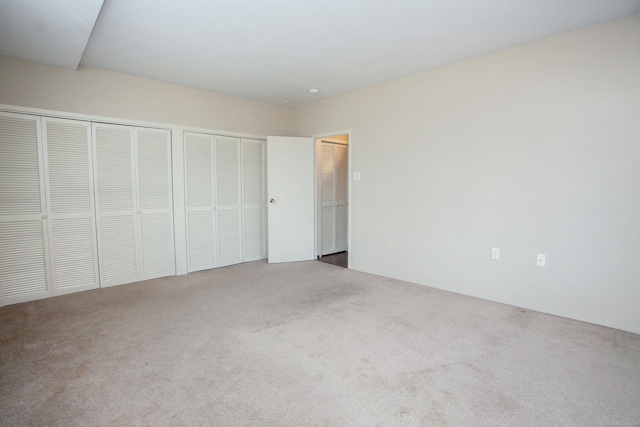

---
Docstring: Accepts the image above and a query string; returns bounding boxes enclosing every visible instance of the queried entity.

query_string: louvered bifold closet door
[42,118,99,295]
[93,123,140,287]
[0,112,51,305]
[185,132,216,272]
[321,144,336,255]
[242,139,267,261]
[334,144,348,252]
[135,128,175,280]
[216,136,243,266]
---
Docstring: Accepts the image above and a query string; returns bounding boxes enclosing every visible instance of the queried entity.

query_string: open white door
[267,136,315,263]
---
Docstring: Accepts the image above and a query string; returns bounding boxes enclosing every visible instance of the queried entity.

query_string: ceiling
[1,0,639,106]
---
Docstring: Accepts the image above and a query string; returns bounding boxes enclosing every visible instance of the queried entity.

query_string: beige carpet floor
[1,260,639,426]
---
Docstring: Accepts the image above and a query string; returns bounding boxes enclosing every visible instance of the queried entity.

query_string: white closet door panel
[43,118,99,295]
[0,113,51,305]
[218,209,242,266]
[185,133,213,208]
[243,207,266,261]
[94,125,135,212]
[321,206,335,255]
[0,221,49,301]
[50,217,98,292]
[94,123,139,287]
[216,136,242,266]
[137,129,171,210]
[336,205,348,251]
[140,212,175,279]
[242,139,265,206]
[242,139,267,261]
[99,215,138,286]
[321,144,334,204]
[335,145,348,203]
[0,115,43,216]
[136,128,175,278]
[185,132,215,272]
[216,136,240,208]
[187,210,216,271]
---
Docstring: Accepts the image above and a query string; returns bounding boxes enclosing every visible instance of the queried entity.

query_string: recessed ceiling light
[308,89,320,94]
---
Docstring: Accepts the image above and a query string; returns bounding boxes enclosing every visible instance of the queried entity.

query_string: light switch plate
[353,171,361,181]
[491,248,500,260]
[536,254,546,267]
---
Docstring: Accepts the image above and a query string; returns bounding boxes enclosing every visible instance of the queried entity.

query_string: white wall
[0,56,293,136]
[294,16,640,334]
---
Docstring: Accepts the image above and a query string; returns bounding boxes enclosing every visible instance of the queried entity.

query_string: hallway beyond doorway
[319,251,348,268]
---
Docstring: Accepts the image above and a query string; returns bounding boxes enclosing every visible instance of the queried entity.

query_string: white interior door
[267,136,315,263]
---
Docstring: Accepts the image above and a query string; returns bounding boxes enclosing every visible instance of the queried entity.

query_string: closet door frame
[314,132,351,263]
[318,139,349,256]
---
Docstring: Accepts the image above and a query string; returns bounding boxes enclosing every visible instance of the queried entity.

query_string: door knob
[269,198,276,204]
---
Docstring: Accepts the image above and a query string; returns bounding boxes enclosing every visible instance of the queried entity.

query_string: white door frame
[313,130,352,268]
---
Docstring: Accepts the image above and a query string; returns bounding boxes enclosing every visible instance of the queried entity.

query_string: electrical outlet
[491,248,500,260]
[536,254,546,267]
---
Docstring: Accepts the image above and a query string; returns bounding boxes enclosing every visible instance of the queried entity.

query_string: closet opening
[315,133,349,268]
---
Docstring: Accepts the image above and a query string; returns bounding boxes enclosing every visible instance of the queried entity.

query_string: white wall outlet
[491,248,500,260]
[536,254,546,267]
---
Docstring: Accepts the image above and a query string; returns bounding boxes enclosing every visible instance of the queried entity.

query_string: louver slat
[51,218,97,289]
[94,125,134,212]
[243,206,265,261]
[100,215,138,283]
[187,210,215,270]
[0,221,48,298]
[137,129,170,210]
[185,133,213,208]
[45,121,92,214]
[0,115,42,216]
[218,209,242,266]
[216,136,240,208]
[140,212,175,278]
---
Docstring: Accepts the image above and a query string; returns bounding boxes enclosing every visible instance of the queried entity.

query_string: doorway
[316,134,349,268]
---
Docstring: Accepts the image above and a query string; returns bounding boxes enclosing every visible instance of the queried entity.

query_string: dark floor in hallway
[319,251,348,268]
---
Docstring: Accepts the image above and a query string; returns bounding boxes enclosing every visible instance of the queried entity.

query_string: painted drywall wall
[294,16,640,334]
[0,56,293,136]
